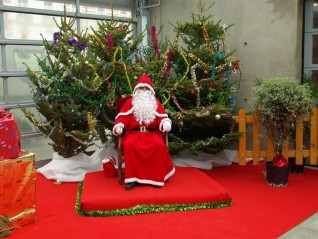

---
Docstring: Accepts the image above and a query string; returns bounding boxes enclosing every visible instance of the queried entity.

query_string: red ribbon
[273,155,289,167]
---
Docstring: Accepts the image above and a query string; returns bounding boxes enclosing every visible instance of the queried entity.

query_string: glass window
[311,70,318,85]
[314,1,318,28]
[7,77,33,103]
[3,0,76,12]
[21,136,54,161]
[80,19,99,34]
[9,107,39,134]
[5,45,44,71]
[80,3,131,18]
[313,35,318,64]
[4,12,64,40]
[0,48,2,71]
[0,78,4,103]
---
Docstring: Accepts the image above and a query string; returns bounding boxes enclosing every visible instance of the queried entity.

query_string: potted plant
[252,77,315,187]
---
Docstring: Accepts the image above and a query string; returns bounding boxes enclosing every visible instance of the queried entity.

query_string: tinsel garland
[201,23,214,55]
[75,182,232,217]
[162,52,189,106]
[150,26,161,60]
[190,63,201,108]
[106,31,114,51]
[0,215,19,238]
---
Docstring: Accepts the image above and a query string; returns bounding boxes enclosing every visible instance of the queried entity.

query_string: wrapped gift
[0,108,21,160]
[0,151,37,227]
[102,156,118,178]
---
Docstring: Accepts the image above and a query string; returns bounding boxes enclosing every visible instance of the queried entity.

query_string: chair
[115,97,168,185]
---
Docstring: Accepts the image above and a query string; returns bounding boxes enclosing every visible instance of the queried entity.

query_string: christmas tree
[23,12,101,158]
[23,9,145,158]
[139,1,241,155]
[23,1,241,158]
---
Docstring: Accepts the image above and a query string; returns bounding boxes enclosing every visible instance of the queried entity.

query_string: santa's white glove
[114,126,123,135]
[162,121,171,133]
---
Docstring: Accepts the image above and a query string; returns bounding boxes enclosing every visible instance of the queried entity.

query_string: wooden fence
[235,108,318,165]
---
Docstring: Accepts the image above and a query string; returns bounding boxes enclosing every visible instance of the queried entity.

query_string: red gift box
[102,156,118,178]
[0,151,37,227]
[0,108,21,160]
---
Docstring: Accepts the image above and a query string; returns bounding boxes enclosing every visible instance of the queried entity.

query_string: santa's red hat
[133,73,155,94]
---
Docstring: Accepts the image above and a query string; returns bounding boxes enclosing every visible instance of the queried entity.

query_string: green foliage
[24,1,241,157]
[23,13,101,158]
[23,10,145,158]
[139,1,241,154]
[0,215,18,238]
[253,77,315,156]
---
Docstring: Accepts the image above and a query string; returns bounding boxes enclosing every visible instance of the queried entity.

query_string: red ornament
[190,89,195,95]
[204,70,208,74]
[209,82,215,88]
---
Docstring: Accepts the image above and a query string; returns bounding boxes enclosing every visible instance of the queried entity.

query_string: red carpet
[79,167,231,215]
[7,162,318,239]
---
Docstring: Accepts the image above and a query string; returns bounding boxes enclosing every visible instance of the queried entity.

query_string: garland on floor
[0,215,19,237]
[75,182,232,217]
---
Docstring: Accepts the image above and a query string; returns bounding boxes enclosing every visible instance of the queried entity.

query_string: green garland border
[75,182,232,217]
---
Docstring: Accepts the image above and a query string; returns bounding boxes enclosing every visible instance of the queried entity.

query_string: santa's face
[132,87,157,125]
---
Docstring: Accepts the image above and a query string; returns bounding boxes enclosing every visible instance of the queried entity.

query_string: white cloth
[172,149,238,169]
[37,147,106,182]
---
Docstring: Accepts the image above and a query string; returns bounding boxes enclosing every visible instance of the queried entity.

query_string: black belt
[130,126,155,132]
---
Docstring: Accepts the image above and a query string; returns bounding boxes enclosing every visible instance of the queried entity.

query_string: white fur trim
[155,112,168,117]
[164,167,175,181]
[159,118,172,132]
[133,83,155,95]
[112,123,124,135]
[125,167,175,186]
[115,109,133,120]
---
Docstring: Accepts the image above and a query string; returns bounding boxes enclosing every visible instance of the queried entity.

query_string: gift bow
[273,155,289,167]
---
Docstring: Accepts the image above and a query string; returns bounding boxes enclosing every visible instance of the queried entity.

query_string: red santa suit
[113,74,175,187]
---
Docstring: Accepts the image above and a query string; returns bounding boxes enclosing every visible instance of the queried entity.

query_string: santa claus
[112,73,175,190]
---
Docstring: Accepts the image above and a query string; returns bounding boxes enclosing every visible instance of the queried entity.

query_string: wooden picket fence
[235,108,318,165]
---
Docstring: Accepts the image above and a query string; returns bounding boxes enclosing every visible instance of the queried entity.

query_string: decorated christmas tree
[139,1,241,155]
[88,17,145,127]
[23,9,145,158]
[23,1,241,158]
[23,13,100,158]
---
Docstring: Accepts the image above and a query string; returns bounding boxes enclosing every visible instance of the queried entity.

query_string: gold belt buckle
[140,126,146,132]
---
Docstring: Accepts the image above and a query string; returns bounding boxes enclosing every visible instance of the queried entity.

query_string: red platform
[78,167,232,216]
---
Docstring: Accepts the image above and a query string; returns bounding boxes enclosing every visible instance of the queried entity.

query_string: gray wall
[149,0,303,111]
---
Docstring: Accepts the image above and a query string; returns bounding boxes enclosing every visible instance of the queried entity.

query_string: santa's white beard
[132,89,157,125]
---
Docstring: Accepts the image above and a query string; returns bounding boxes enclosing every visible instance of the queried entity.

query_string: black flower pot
[266,161,290,187]
[289,157,304,174]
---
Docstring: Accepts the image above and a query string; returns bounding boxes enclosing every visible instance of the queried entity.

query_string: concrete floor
[279,212,318,239]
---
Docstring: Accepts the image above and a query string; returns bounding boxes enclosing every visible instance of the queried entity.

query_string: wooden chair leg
[118,136,124,185]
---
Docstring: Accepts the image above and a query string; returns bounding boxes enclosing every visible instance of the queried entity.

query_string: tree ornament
[204,70,208,74]
[190,89,195,95]
[215,114,221,120]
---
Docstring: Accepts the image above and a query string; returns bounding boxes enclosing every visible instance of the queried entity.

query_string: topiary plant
[252,77,315,166]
